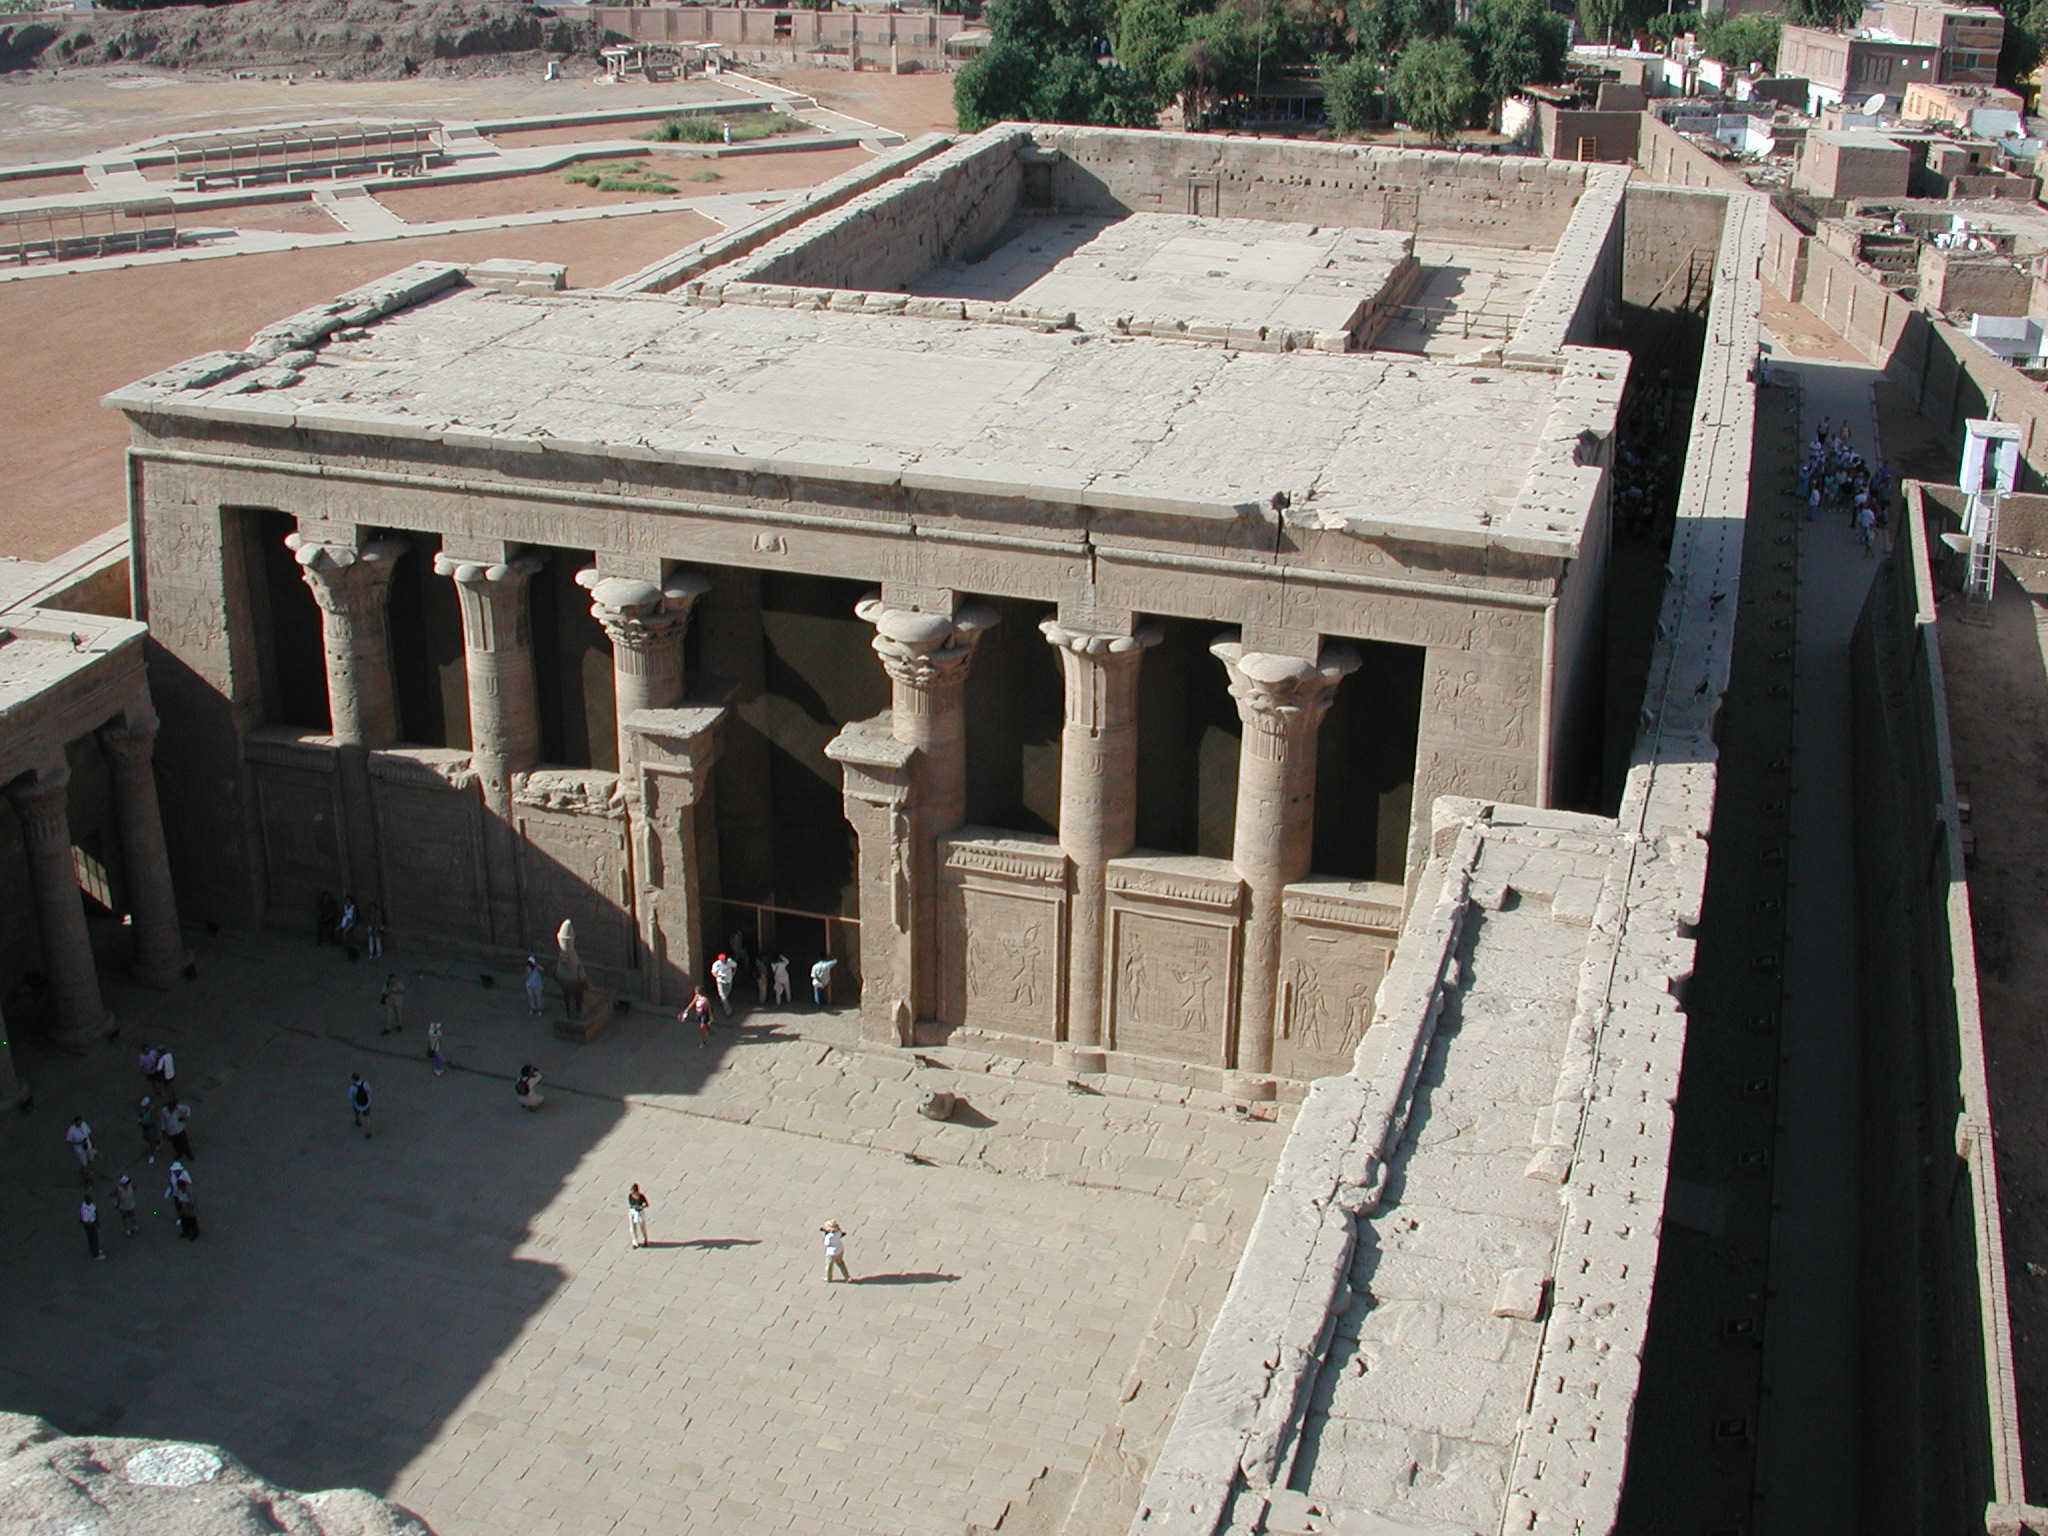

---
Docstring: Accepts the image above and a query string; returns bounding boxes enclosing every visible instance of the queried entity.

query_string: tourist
[515,1064,545,1111]
[316,890,340,946]
[810,956,838,1009]
[770,954,791,1006]
[65,1117,95,1180]
[348,1073,373,1137]
[379,974,406,1035]
[137,1043,161,1086]
[1807,483,1821,523]
[340,895,358,949]
[821,1219,850,1282]
[1856,502,1877,557]
[137,1095,161,1163]
[166,1163,199,1240]
[366,901,386,959]
[627,1183,650,1248]
[80,1195,103,1260]
[710,952,737,1019]
[680,988,712,1046]
[155,1047,176,1090]
[427,1020,446,1078]
[524,956,545,1017]
[160,1095,194,1162]
[113,1175,138,1237]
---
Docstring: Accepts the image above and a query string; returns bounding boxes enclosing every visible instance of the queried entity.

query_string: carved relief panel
[1103,855,1244,1068]
[515,808,635,972]
[253,765,343,925]
[1274,880,1405,1081]
[370,769,488,946]
[937,831,1068,1041]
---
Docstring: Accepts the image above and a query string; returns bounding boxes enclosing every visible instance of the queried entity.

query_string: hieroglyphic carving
[515,812,633,971]
[1107,908,1237,1067]
[1274,922,1398,1081]
[936,833,1068,1039]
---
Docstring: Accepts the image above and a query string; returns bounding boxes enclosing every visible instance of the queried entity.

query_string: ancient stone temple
[108,125,1631,1098]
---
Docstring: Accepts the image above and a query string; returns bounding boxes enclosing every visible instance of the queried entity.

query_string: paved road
[0,933,1284,1536]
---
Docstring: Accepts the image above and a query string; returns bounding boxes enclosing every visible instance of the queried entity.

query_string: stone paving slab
[0,931,1286,1536]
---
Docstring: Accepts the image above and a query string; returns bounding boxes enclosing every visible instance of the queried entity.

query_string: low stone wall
[1849,483,2036,1530]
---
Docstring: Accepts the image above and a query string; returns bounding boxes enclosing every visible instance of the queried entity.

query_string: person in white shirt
[810,957,838,1009]
[821,1220,850,1282]
[710,953,737,1019]
[65,1118,95,1180]
[79,1197,103,1260]
[770,955,791,1006]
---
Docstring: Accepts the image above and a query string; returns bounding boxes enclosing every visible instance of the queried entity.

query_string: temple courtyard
[0,931,1287,1535]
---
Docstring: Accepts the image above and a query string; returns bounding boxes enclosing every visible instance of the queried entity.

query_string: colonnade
[6,713,188,1050]
[286,523,1362,1082]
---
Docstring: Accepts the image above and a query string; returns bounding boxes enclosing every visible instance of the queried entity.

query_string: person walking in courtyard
[680,987,712,1046]
[379,974,406,1035]
[113,1175,138,1237]
[711,952,737,1019]
[160,1096,194,1162]
[524,956,545,1017]
[810,956,838,1009]
[366,901,386,959]
[136,1095,161,1163]
[821,1219,850,1282]
[515,1064,545,1111]
[80,1195,103,1260]
[138,1043,160,1086]
[348,1073,373,1137]
[65,1117,96,1182]
[166,1163,199,1240]
[426,1020,446,1078]
[154,1047,175,1091]
[340,896,358,951]
[771,954,791,1007]
[627,1183,650,1248]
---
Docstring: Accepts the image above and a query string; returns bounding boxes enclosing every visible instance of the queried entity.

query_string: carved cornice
[1281,880,1404,933]
[1106,857,1244,910]
[368,747,479,794]
[512,769,626,819]
[941,833,1069,885]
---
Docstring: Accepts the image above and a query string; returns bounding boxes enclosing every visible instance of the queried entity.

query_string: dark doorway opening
[528,551,611,770]
[384,532,468,750]
[240,508,328,732]
[1313,639,1424,883]
[1134,616,1241,859]
[964,595,1061,836]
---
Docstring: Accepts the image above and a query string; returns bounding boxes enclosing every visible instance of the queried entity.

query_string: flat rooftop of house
[106,277,1622,554]
[905,213,1417,345]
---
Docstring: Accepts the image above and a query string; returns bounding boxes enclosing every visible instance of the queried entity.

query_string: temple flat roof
[107,281,1624,556]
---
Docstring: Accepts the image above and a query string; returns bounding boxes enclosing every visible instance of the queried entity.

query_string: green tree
[955,0,1158,130]
[1389,33,1475,139]
[1115,0,1196,103]
[1461,0,1567,118]
[1699,12,1780,70]
[1319,51,1386,132]
[1784,0,1860,25]
[1576,0,1631,45]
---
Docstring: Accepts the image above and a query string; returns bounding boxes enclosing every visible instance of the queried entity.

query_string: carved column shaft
[7,766,111,1050]
[580,569,710,785]
[855,595,997,1026]
[438,551,545,949]
[289,534,408,749]
[1214,638,1359,1079]
[825,720,917,1045]
[1044,619,1159,1063]
[100,716,188,988]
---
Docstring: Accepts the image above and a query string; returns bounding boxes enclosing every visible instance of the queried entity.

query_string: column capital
[577,568,710,651]
[6,764,71,833]
[98,714,162,773]
[1040,617,1163,661]
[433,549,546,589]
[1212,638,1360,742]
[287,532,409,614]
[857,593,998,692]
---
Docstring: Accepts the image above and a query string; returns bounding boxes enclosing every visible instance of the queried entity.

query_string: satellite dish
[1863,93,1887,114]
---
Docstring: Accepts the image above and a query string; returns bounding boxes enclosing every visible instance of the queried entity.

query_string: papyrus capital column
[1043,616,1160,1069]
[1213,636,1359,1082]
[854,592,998,1026]
[6,765,113,1051]
[579,567,710,780]
[99,714,189,989]
[435,548,546,784]
[286,531,409,749]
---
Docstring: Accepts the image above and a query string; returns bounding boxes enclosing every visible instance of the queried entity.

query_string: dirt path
[748,67,957,137]
[0,209,715,562]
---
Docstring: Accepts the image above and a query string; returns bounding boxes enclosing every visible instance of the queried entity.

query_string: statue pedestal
[554,985,618,1043]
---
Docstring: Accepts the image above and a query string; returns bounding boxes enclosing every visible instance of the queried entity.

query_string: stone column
[825,718,917,1044]
[99,714,189,988]
[577,567,711,785]
[1213,637,1359,1085]
[437,547,545,948]
[1042,615,1160,1073]
[287,532,409,749]
[7,765,113,1051]
[288,530,408,908]
[855,592,998,1024]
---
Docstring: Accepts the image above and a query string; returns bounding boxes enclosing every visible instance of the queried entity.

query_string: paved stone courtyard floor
[0,933,1288,1535]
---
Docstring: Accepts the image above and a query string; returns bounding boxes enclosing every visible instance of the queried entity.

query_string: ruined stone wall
[725,129,1025,292]
[1035,126,1596,248]
[1621,184,1728,309]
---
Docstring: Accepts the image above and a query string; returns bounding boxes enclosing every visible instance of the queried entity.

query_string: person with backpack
[348,1073,373,1137]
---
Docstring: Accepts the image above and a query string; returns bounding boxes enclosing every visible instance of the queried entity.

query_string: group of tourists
[314,890,385,957]
[66,1043,205,1258]
[1801,417,1894,557]
[678,931,839,1045]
